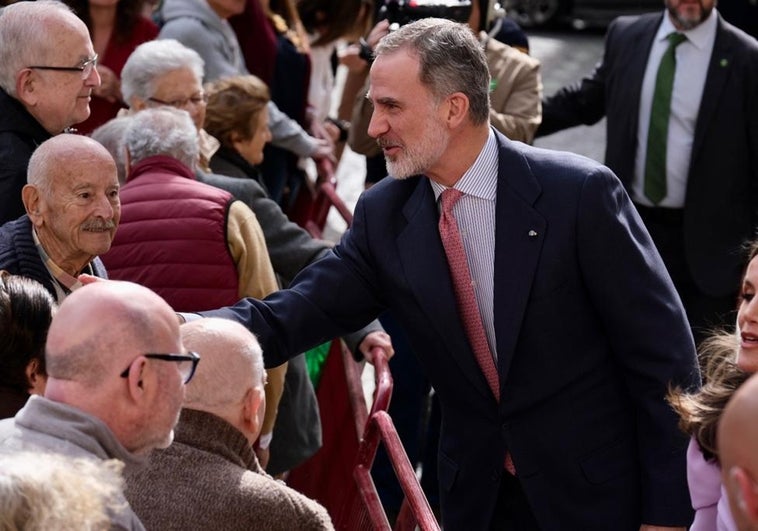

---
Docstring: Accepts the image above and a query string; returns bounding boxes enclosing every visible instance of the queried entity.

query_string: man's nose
[86,65,101,87]
[367,109,388,139]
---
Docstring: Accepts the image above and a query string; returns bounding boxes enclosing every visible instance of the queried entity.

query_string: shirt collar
[431,127,498,200]
[32,227,90,296]
[657,8,718,50]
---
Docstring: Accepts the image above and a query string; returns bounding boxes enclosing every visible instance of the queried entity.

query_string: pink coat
[687,436,737,530]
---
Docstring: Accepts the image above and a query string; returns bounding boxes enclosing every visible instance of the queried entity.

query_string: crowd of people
[0,0,757,529]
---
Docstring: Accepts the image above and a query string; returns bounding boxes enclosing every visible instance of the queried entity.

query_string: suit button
[501,423,510,438]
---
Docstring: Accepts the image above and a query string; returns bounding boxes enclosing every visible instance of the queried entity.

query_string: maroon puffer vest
[102,155,239,311]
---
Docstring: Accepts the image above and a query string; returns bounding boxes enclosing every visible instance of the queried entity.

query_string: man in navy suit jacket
[538,0,758,343]
[203,18,700,530]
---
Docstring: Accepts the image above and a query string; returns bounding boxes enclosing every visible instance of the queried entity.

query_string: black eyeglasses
[146,93,208,109]
[28,54,99,80]
[120,351,200,384]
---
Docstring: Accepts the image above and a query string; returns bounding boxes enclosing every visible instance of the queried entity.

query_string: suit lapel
[397,178,495,399]
[492,136,545,387]
[396,133,549,400]
[692,16,734,160]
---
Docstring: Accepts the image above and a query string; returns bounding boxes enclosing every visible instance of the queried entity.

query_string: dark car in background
[505,0,758,33]
[504,0,659,28]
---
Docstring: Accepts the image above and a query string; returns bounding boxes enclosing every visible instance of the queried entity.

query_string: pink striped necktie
[438,188,500,400]
[438,189,516,476]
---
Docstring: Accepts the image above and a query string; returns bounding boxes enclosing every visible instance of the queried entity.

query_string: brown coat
[125,409,333,531]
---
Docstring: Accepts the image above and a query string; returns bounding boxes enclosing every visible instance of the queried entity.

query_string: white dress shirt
[632,9,717,208]
[431,128,498,361]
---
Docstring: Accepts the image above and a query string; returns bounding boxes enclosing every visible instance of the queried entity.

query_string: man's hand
[78,273,104,285]
[309,138,335,162]
[358,331,394,363]
[92,64,121,103]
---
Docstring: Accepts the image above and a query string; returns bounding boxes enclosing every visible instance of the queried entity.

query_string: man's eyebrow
[373,96,400,107]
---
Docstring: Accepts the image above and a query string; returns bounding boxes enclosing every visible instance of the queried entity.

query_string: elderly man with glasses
[0,279,196,531]
[0,0,101,225]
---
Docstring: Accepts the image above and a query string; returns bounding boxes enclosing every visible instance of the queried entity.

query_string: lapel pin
[528,230,538,238]
[720,58,728,67]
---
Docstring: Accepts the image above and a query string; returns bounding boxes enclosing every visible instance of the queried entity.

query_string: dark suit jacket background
[204,132,699,529]
[539,12,758,298]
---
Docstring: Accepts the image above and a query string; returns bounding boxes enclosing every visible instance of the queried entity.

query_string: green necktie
[644,32,687,205]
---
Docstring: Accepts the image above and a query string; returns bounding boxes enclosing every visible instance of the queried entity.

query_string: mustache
[376,137,397,149]
[81,219,116,231]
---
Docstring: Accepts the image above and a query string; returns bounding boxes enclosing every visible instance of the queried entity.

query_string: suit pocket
[578,436,634,485]
[438,450,459,492]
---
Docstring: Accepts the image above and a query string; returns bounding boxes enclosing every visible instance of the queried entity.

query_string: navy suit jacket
[540,12,758,297]
[206,131,699,529]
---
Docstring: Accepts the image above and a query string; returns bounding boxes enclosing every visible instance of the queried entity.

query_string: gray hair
[121,39,205,105]
[0,1,76,96]
[0,452,124,530]
[90,116,133,185]
[375,18,491,125]
[124,107,199,169]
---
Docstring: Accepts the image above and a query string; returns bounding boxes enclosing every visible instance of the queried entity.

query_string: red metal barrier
[288,158,353,239]
[287,346,440,531]
[284,158,439,529]
[336,351,440,531]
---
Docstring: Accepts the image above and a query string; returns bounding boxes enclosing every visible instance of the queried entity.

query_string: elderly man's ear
[21,185,43,226]
[241,386,265,439]
[15,69,41,108]
[729,466,758,524]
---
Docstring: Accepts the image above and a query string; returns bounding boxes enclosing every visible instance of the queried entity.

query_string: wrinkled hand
[339,19,391,73]
[309,119,333,142]
[78,273,105,285]
[366,19,390,48]
[359,331,394,363]
[92,64,121,103]
[338,45,367,73]
[310,138,336,162]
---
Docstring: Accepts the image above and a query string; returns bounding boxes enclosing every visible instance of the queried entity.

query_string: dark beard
[667,1,714,30]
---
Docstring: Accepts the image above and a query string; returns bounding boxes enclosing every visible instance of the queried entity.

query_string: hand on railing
[359,331,394,363]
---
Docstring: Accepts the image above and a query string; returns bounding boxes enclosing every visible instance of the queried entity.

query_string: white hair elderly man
[126,318,334,530]
[0,0,101,224]
[0,280,196,531]
[100,107,288,466]
[0,133,119,303]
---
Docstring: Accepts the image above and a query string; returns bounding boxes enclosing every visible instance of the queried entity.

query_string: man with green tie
[537,0,758,345]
